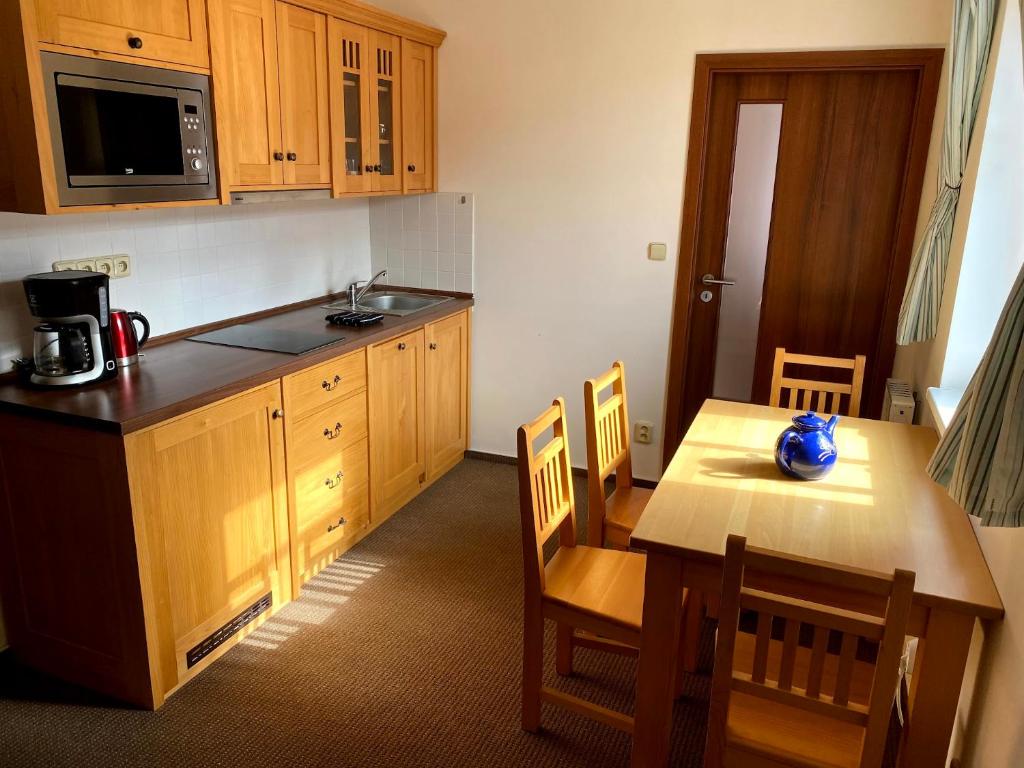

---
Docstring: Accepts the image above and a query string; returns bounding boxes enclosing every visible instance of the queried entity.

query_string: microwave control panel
[178,90,210,180]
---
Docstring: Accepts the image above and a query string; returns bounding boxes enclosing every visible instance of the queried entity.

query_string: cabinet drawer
[292,437,369,579]
[284,349,366,418]
[289,390,367,469]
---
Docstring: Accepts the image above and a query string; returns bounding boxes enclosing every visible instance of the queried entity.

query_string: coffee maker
[22,270,117,387]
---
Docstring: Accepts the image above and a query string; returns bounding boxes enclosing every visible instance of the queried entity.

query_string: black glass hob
[186,324,344,355]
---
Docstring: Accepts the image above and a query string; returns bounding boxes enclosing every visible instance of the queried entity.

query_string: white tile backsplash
[0,199,371,366]
[370,192,473,293]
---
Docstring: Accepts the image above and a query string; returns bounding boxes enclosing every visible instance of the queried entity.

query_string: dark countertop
[0,291,473,435]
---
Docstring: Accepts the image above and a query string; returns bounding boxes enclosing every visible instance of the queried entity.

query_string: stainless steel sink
[323,291,452,316]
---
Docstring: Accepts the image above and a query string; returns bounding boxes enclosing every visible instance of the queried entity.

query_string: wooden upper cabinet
[328,18,372,195]
[276,3,331,185]
[34,0,210,68]
[210,0,283,187]
[401,39,434,193]
[425,311,468,481]
[124,382,291,695]
[368,328,425,521]
[368,30,402,194]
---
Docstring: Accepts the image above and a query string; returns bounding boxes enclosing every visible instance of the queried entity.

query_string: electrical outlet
[52,259,79,271]
[75,259,97,272]
[112,253,132,279]
[634,421,653,444]
[94,257,115,277]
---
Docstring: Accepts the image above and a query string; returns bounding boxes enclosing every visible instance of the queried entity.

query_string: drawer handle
[322,374,342,391]
[327,516,348,533]
[128,35,143,49]
[323,422,343,440]
[398,342,407,351]
[324,471,343,489]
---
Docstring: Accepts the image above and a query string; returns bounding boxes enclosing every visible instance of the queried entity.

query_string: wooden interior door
[425,311,468,481]
[276,2,330,185]
[401,39,434,193]
[664,51,942,463]
[328,18,373,195]
[34,0,210,67]
[124,382,291,694]
[368,328,425,521]
[211,0,283,187]
[368,30,402,193]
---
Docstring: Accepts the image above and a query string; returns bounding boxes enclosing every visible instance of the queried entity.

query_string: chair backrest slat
[517,398,578,595]
[704,535,916,768]
[769,348,867,417]
[584,361,634,546]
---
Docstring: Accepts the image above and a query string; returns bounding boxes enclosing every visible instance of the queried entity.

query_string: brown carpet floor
[0,458,716,767]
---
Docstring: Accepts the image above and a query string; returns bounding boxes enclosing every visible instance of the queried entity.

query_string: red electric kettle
[109,309,150,367]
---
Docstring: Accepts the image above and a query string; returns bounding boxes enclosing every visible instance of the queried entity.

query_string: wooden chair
[769,348,867,417]
[704,535,914,768]
[517,398,689,734]
[584,361,651,549]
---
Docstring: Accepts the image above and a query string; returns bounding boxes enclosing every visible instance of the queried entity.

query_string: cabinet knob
[272,408,284,420]
[127,36,143,49]
[322,374,342,391]
[326,516,347,533]
[324,471,343,489]
[407,164,416,172]
[323,422,343,440]
[365,164,374,173]
[373,164,382,173]
[274,151,284,161]
[397,342,407,351]
[286,152,297,161]
[429,342,438,350]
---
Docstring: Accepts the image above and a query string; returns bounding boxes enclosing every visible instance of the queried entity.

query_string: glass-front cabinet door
[368,30,402,194]
[328,18,372,195]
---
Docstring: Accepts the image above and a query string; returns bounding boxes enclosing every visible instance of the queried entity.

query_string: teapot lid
[792,411,828,431]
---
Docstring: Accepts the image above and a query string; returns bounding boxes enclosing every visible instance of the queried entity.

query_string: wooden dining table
[629,399,1003,768]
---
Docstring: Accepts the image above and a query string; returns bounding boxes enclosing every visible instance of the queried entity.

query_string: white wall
[371,0,951,479]
[0,200,372,364]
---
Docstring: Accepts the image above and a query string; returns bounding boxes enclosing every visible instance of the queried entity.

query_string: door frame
[662,48,943,469]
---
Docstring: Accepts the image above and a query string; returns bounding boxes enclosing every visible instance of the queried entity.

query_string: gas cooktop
[186,324,344,355]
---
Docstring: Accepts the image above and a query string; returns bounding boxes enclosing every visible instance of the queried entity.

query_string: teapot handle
[128,311,151,348]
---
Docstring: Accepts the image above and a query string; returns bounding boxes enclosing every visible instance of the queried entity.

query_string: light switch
[648,242,667,261]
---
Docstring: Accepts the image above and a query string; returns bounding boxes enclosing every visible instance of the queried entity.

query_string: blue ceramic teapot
[774,411,839,481]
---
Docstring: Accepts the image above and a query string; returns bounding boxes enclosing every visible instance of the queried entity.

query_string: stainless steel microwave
[40,52,218,207]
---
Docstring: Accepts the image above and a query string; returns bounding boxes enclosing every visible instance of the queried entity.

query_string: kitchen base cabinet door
[368,328,425,522]
[34,0,210,68]
[291,437,370,587]
[124,382,291,697]
[425,310,468,482]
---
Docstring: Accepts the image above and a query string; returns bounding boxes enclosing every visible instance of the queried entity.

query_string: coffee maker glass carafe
[32,322,94,377]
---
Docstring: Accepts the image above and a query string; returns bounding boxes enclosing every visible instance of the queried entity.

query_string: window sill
[925,387,964,436]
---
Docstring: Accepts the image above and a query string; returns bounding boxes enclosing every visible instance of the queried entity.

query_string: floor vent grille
[186,592,273,669]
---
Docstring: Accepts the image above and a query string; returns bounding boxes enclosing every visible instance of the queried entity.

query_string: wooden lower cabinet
[283,353,371,591]
[425,310,469,481]
[0,307,469,707]
[124,381,291,701]
[368,310,470,519]
[368,327,426,521]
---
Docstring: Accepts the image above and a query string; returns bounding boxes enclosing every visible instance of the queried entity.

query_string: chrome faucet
[348,269,388,309]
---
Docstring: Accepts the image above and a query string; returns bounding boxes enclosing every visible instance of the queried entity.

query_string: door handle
[701,274,736,286]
